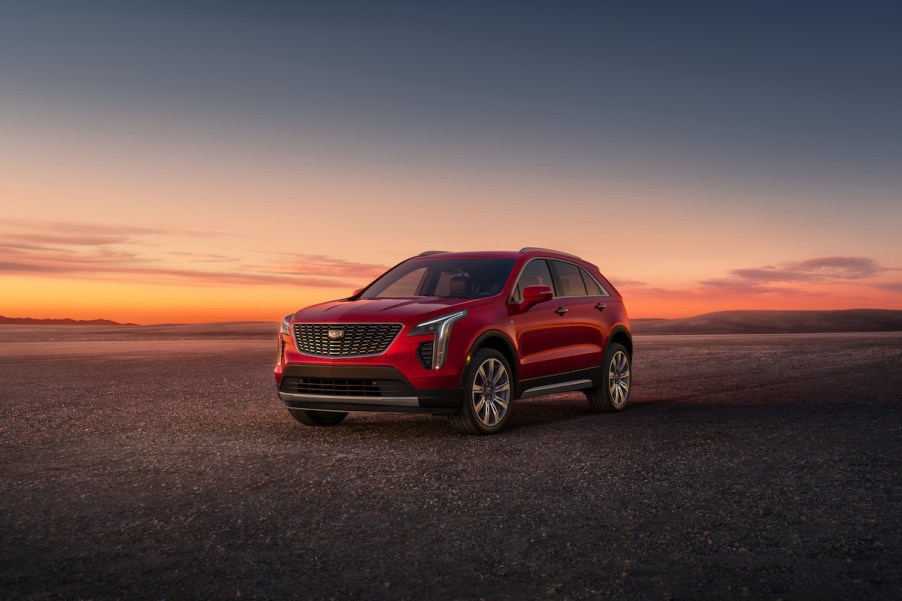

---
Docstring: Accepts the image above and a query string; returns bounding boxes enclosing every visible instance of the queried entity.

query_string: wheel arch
[609,326,633,357]
[464,330,518,386]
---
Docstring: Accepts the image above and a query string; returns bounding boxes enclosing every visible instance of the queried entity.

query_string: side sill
[519,379,593,399]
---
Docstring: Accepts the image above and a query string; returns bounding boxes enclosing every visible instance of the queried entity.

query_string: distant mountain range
[0,316,134,326]
[631,309,902,335]
[3,309,902,335]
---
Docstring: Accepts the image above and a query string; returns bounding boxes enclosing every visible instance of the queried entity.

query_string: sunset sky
[1,1,901,323]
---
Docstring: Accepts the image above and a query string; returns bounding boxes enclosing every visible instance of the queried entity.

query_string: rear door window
[550,260,588,297]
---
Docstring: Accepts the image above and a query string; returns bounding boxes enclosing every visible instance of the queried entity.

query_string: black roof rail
[417,250,450,257]
[519,247,579,258]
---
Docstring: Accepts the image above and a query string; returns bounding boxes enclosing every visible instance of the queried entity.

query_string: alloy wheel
[608,350,631,407]
[471,357,511,427]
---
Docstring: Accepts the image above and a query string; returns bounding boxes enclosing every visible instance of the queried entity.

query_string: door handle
[595,303,607,311]
[555,306,569,316]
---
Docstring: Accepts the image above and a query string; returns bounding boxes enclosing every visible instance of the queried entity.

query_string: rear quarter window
[580,267,608,296]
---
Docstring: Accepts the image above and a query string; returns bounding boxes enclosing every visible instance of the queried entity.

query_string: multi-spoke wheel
[608,349,631,408]
[471,356,512,427]
[587,342,632,412]
[449,348,513,434]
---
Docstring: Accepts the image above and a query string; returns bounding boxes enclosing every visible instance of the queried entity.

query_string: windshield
[360,258,516,299]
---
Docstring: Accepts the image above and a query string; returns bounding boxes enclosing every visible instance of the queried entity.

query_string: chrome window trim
[292,322,404,359]
[509,257,610,301]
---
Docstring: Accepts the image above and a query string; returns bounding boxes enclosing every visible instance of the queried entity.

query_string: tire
[288,409,348,427]
[587,343,632,412]
[449,348,513,435]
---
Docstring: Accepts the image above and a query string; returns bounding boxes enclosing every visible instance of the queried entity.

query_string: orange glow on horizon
[621,285,902,320]
[3,271,901,324]
[2,114,900,324]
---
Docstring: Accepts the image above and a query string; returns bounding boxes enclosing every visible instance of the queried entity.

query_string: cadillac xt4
[275,248,632,435]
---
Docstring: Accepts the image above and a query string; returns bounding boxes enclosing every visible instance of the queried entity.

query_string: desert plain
[1,325,900,599]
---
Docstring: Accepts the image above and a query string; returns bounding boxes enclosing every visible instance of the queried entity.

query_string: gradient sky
[1,1,901,323]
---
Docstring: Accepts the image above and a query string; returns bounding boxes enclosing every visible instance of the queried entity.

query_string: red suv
[275,248,632,434]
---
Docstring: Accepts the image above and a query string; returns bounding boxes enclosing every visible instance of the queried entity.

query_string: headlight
[280,314,293,336]
[408,310,466,370]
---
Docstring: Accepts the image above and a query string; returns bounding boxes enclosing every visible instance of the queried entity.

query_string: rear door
[548,260,611,372]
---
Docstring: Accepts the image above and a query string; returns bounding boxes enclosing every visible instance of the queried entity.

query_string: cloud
[266,254,389,278]
[0,256,356,287]
[0,219,386,288]
[700,256,892,292]
[606,277,648,288]
[0,261,61,273]
[872,281,902,292]
[791,256,886,279]
[167,251,237,263]
[613,256,900,303]
[605,277,691,298]
[2,232,138,246]
[0,218,164,236]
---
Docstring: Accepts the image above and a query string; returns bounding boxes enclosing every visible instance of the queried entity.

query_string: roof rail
[417,250,450,257]
[519,247,579,258]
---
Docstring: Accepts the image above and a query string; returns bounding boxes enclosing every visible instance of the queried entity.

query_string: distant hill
[632,309,902,335]
[0,315,133,326]
[4,309,902,338]
[0,321,276,342]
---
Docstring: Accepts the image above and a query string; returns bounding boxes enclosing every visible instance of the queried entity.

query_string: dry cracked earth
[1,332,901,599]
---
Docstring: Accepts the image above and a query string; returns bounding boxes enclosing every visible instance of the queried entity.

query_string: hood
[293,296,491,323]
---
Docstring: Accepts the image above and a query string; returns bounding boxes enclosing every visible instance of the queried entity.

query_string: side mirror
[520,285,554,310]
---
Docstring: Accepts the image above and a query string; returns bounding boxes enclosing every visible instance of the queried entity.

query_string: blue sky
[3,1,900,182]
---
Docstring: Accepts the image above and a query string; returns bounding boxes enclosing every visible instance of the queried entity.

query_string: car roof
[411,249,582,261]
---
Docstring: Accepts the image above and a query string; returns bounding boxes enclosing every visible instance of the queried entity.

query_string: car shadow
[267,389,896,442]
[282,392,618,438]
[503,393,600,430]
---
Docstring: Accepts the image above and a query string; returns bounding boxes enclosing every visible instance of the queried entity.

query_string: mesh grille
[280,377,408,397]
[282,377,378,397]
[293,323,402,357]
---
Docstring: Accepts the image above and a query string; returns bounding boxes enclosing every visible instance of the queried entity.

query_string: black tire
[288,409,348,427]
[587,342,632,412]
[449,348,514,435]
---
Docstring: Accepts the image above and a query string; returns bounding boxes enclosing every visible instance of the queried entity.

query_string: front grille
[417,341,434,369]
[293,323,402,357]
[280,377,407,397]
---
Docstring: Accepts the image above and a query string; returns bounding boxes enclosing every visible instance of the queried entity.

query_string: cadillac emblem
[327,328,344,340]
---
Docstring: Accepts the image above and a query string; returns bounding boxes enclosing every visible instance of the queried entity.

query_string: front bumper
[277,364,462,414]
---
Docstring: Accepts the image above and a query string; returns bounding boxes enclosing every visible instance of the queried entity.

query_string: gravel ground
[1,333,901,600]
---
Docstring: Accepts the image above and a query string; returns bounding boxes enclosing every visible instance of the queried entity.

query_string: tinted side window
[551,261,587,296]
[579,267,608,296]
[513,259,554,301]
